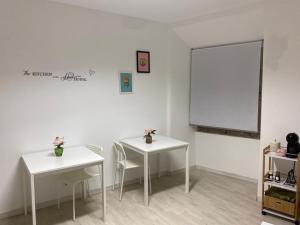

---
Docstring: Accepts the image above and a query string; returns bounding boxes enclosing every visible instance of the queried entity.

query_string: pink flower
[145,129,152,135]
[144,129,156,136]
[53,137,64,146]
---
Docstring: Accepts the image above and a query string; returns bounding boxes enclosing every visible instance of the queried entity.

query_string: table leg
[72,185,76,221]
[22,169,27,216]
[82,181,86,200]
[157,153,160,179]
[99,163,106,222]
[185,145,190,193]
[144,152,149,206]
[30,174,36,225]
[168,153,173,176]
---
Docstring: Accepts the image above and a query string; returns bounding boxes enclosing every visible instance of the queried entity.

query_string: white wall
[196,133,259,180]
[0,0,191,214]
[165,30,196,168]
[258,0,300,197]
[173,4,263,179]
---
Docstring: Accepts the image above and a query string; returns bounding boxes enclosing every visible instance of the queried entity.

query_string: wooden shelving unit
[262,146,300,225]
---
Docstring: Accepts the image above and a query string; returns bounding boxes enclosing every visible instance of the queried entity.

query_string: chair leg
[82,181,86,200]
[119,167,125,201]
[113,164,118,191]
[157,153,161,179]
[86,179,91,197]
[119,166,122,190]
[57,182,61,209]
[149,167,152,195]
[72,184,76,221]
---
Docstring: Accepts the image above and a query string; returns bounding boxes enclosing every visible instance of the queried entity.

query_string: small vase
[54,146,64,157]
[146,135,152,144]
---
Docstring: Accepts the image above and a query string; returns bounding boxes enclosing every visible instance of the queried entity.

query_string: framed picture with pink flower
[136,51,150,73]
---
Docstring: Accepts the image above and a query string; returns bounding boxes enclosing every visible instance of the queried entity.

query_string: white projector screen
[190,41,262,132]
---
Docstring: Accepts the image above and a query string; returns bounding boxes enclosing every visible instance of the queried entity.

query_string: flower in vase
[144,129,156,137]
[53,137,64,147]
[53,137,64,156]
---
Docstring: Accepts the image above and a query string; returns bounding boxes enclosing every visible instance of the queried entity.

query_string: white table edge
[22,157,104,176]
[120,142,189,154]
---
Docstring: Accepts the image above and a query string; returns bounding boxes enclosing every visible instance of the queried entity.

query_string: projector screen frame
[189,39,264,139]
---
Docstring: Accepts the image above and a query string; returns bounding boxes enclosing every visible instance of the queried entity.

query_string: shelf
[262,145,299,223]
[264,178,296,192]
[267,153,298,162]
[262,209,295,222]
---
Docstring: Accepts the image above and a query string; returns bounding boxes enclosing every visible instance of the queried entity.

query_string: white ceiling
[50,0,263,24]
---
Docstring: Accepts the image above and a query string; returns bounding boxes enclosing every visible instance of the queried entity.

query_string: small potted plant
[144,129,156,144]
[53,137,64,157]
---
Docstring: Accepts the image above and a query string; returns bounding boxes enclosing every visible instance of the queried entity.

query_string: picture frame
[136,51,150,73]
[119,71,133,94]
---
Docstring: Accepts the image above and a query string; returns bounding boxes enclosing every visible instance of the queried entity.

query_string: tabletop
[22,146,104,175]
[120,135,189,153]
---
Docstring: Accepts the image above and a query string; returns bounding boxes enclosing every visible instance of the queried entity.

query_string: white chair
[113,142,151,201]
[57,144,103,221]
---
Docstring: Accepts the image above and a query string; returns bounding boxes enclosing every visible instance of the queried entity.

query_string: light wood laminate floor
[0,169,292,225]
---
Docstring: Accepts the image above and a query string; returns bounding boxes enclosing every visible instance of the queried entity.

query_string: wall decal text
[23,69,96,82]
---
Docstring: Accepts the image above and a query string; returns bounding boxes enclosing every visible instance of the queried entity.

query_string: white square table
[22,146,106,225]
[120,135,190,206]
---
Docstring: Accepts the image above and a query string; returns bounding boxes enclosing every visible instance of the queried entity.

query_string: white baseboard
[196,165,258,184]
[197,165,261,202]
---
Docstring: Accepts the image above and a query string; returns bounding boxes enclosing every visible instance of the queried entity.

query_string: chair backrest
[84,144,104,176]
[86,144,103,156]
[113,142,126,163]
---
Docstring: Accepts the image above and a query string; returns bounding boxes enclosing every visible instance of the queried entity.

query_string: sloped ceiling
[50,0,263,25]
